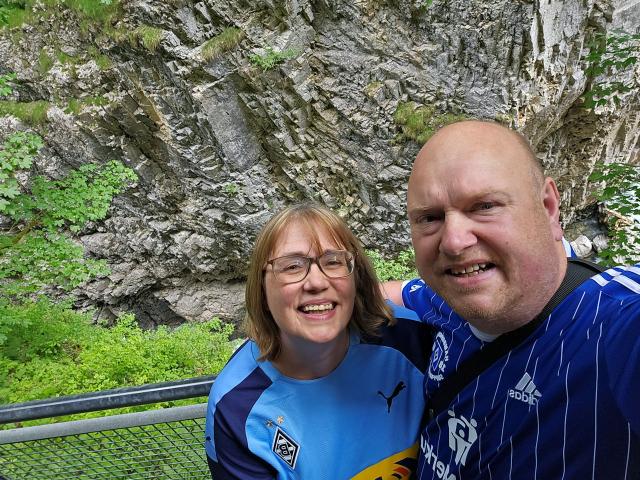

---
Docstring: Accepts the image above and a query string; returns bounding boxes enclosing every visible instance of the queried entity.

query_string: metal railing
[0,376,216,480]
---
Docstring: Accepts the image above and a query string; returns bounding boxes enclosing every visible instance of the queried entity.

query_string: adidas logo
[410,284,422,292]
[508,372,541,405]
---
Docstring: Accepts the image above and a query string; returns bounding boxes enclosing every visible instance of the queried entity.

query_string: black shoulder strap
[424,258,605,423]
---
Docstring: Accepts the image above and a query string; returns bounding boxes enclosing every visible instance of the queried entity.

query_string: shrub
[583,30,640,109]
[0,132,137,306]
[132,25,164,51]
[249,47,298,71]
[393,101,468,144]
[589,161,640,265]
[0,100,49,125]
[0,299,235,420]
[367,248,418,282]
[36,50,53,75]
[0,1,30,28]
[0,72,16,97]
[201,27,244,61]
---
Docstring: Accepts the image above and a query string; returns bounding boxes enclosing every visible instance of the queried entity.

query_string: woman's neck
[272,330,350,380]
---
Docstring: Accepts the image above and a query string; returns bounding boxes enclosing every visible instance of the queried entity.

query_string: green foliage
[0,132,137,302]
[393,101,468,144]
[364,81,383,98]
[64,98,81,115]
[583,30,640,109]
[249,47,298,71]
[589,161,640,266]
[0,0,120,29]
[6,159,137,233]
[55,50,77,65]
[0,99,50,125]
[37,49,53,75]
[0,233,109,300]
[132,25,164,51]
[0,131,42,206]
[64,95,109,114]
[0,72,16,97]
[0,299,234,415]
[0,1,28,28]
[223,182,239,196]
[367,248,418,282]
[201,27,244,61]
[87,44,112,69]
[50,0,119,21]
[93,53,112,70]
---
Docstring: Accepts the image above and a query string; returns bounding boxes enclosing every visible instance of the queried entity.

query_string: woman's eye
[283,263,303,271]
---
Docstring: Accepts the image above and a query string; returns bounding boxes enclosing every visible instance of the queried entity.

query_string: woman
[205,203,431,479]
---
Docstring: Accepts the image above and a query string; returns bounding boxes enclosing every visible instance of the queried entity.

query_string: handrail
[0,403,207,444]
[0,375,215,424]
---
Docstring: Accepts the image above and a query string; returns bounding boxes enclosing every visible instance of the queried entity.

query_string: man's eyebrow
[469,190,510,201]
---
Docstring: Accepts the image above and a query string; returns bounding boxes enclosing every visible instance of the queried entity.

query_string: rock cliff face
[0,0,638,326]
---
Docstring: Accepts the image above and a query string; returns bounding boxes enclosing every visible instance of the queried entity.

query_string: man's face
[407,123,565,334]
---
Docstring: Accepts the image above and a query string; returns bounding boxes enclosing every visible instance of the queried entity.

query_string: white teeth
[451,263,488,276]
[301,303,334,313]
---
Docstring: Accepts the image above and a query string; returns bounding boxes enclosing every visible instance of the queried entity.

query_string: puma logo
[378,381,406,413]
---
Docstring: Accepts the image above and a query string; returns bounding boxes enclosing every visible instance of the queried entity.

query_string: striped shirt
[402,264,640,480]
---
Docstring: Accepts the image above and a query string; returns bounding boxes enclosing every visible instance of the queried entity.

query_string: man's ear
[542,177,563,241]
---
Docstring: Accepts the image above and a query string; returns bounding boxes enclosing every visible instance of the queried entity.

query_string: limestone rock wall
[0,0,638,326]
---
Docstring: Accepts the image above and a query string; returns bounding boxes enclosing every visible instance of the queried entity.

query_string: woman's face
[264,221,356,357]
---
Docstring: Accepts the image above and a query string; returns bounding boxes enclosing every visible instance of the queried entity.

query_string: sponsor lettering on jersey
[420,436,456,480]
[508,372,541,405]
[428,332,450,382]
[447,410,477,466]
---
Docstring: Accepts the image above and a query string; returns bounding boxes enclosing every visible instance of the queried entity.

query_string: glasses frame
[265,250,355,284]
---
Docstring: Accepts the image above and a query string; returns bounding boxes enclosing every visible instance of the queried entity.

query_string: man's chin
[440,292,501,323]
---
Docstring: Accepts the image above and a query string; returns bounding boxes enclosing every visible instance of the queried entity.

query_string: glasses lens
[319,251,354,278]
[272,255,310,282]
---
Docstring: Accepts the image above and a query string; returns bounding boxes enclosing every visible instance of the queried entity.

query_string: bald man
[385,121,640,479]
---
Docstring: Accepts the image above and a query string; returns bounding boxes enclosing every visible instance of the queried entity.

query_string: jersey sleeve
[400,278,432,319]
[604,296,640,436]
[206,416,276,480]
[204,353,276,479]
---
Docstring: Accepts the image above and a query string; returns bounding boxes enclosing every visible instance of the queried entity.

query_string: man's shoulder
[582,264,640,305]
[553,264,640,332]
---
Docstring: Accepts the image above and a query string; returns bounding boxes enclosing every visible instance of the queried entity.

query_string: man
[385,121,640,479]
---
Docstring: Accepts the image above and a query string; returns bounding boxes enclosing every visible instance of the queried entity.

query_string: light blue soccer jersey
[402,265,640,479]
[205,310,432,479]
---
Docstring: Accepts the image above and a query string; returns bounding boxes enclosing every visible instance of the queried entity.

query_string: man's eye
[418,214,440,224]
[475,202,495,211]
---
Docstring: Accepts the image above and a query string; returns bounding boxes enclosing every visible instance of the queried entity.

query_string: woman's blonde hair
[244,202,393,361]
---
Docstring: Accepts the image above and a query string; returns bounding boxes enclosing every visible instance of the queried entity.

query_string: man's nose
[439,214,477,256]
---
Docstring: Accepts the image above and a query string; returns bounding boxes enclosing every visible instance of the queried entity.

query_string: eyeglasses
[266,250,355,284]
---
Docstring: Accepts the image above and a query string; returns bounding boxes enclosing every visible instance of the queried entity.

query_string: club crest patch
[272,427,300,469]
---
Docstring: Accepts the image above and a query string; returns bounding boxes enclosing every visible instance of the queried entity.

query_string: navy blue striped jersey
[204,310,432,479]
[402,264,640,479]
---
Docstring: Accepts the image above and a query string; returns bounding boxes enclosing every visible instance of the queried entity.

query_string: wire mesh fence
[0,378,214,480]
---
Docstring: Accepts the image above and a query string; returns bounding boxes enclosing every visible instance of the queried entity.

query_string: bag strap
[424,258,605,423]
